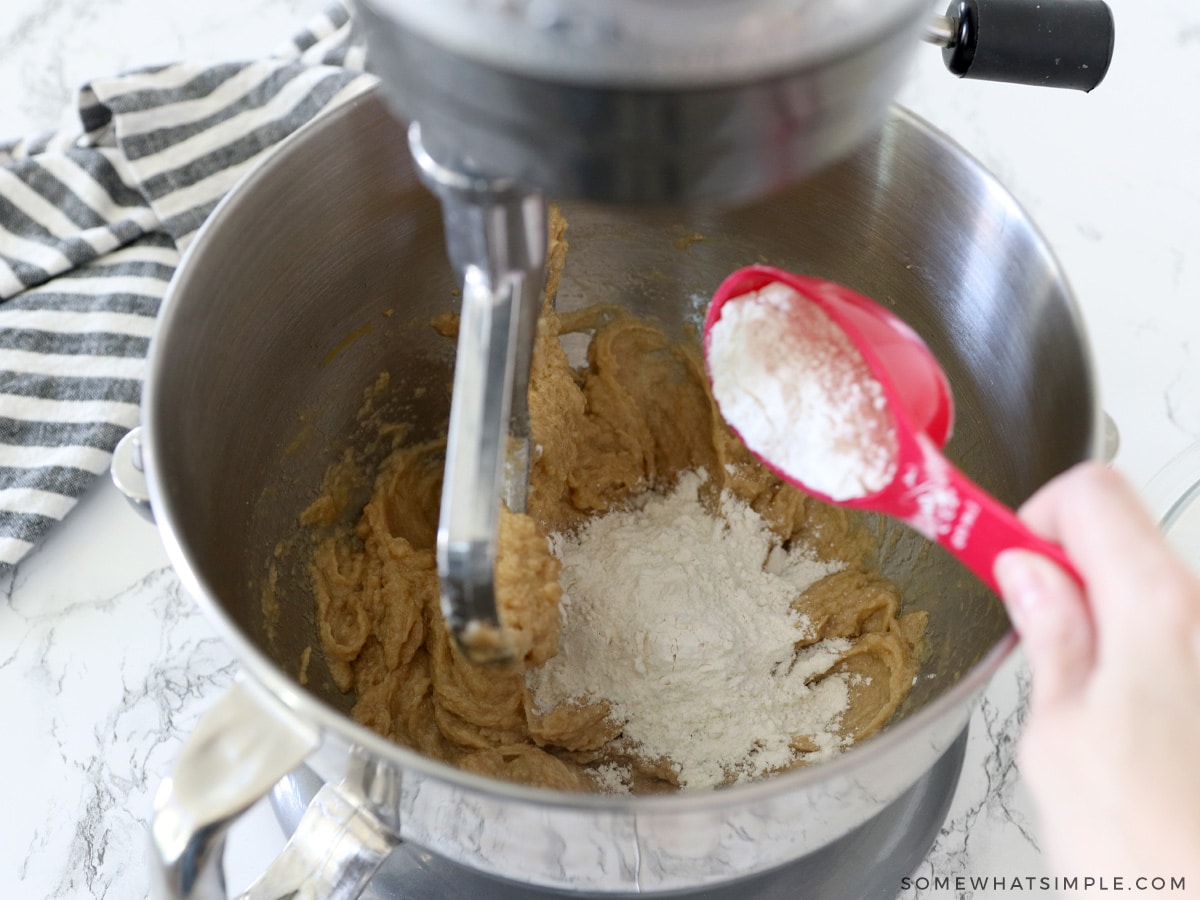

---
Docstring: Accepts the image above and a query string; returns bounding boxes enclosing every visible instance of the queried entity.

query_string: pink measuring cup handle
[924,463,1084,597]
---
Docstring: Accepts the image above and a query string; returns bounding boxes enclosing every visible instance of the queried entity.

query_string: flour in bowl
[706,280,898,500]
[526,469,853,791]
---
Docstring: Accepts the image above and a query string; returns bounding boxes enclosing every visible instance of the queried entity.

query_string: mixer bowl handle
[149,677,399,900]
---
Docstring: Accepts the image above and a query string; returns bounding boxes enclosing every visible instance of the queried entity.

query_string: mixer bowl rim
[141,88,1100,812]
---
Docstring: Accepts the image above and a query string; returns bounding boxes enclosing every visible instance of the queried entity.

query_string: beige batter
[302,210,927,793]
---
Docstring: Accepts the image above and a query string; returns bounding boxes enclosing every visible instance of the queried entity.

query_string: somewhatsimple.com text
[901,875,1186,893]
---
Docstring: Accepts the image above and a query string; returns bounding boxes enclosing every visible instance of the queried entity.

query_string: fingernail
[994,550,1049,628]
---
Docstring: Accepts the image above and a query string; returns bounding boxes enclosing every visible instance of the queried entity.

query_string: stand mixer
[139,51,1106,898]
[353,0,1115,664]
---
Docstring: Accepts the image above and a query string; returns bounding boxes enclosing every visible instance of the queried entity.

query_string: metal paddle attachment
[409,123,546,666]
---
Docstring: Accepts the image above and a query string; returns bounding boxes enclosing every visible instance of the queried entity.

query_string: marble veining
[2,562,237,898]
[899,659,1045,899]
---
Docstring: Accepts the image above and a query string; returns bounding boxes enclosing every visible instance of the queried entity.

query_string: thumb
[994,549,1095,709]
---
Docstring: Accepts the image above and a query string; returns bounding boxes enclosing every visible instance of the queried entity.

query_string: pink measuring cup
[702,264,1081,595]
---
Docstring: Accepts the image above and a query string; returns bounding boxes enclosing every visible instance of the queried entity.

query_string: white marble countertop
[2,0,1198,897]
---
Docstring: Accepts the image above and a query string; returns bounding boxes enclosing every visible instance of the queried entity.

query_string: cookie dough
[301,211,927,793]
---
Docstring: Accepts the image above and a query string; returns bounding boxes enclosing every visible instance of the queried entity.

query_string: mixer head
[356,0,1114,206]
[357,0,933,206]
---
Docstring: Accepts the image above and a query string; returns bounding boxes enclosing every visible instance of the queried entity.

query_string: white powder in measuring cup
[526,470,852,792]
[707,281,898,500]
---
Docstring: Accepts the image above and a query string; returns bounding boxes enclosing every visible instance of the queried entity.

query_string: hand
[994,462,1200,891]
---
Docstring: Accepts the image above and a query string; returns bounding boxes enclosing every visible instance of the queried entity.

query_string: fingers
[1018,462,1155,556]
[995,548,1094,708]
[1016,462,1182,627]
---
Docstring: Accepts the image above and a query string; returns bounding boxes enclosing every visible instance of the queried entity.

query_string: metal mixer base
[270,726,967,900]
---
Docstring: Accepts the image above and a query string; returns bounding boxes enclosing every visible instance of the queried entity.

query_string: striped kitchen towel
[0,2,374,573]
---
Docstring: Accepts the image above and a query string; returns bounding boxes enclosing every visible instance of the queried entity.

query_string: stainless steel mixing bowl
[141,90,1100,898]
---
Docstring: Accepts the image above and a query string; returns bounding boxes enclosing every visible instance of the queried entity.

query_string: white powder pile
[706,280,898,500]
[525,470,853,792]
